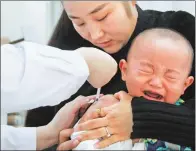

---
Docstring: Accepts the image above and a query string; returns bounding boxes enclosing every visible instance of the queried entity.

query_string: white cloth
[132,142,146,150]
[1,125,36,150]
[71,131,133,150]
[1,42,89,150]
[71,121,146,150]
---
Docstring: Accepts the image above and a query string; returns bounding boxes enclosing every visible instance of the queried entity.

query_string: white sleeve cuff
[1,125,36,150]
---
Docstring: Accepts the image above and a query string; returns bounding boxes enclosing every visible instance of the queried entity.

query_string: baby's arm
[79,95,119,124]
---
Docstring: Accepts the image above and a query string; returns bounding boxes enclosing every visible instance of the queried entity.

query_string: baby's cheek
[164,83,184,104]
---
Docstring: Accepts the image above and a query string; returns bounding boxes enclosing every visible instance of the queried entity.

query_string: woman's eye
[72,21,85,27]
[78,23,85,27]
[97,14,108,21]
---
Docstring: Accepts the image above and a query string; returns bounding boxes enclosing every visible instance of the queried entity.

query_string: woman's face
[63,1,138,54]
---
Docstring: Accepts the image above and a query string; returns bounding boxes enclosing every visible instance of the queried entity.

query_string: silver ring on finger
[104,127,111,137]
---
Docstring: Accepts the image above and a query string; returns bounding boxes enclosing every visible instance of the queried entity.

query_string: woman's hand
[74,91,133,149]
[114,91,133,102]
[57,128,82,150]
[39,95,99,150]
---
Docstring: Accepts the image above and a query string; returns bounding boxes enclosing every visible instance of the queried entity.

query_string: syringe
[88,87,101,104]
[95,87,101,102]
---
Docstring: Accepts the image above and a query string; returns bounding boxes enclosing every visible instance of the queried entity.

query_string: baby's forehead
[129,36,189,59]
[128,39,190,70]
[129,28,192,59]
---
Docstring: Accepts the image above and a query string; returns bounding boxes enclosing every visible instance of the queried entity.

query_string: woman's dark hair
[48,10,93,50]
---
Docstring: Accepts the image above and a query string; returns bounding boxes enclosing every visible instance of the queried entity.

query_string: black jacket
[25,5,195,149]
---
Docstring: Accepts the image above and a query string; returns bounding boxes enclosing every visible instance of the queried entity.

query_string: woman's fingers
[79,105,113,124]
[78,94,105,118]
[59,129,74,144]
[114,91,133,102]
[85,103,118,121]
[94,134,130,149]
[72,94,104,113]
[74,117,108,131]
[86,94,104,101]
[79,127,113,141]
[86,107,107,120]
[94,135,119,149]
[67,94,104,122]
[57,139,80,151]
[58,128,83,150]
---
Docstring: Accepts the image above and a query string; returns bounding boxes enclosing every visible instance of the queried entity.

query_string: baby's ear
[119,59,128,81]
[182,76,194,94]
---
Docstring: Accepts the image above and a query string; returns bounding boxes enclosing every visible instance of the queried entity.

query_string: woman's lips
[96,40,113,48]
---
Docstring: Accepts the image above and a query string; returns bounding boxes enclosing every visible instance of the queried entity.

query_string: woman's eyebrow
[69,3,109,19]
[89,3,109,14]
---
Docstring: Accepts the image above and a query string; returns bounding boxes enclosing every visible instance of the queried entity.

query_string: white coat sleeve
[1,42,89,150]
[1,41,89,114]
[1,125,36,150]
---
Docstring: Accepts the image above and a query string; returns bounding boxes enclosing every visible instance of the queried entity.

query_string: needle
[95,88,101,102]
[87,88,101,104]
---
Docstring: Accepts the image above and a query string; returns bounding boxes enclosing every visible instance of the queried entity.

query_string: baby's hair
[128,28,194,75]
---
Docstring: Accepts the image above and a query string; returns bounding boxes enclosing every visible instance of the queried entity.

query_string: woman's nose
[87,23,104,40]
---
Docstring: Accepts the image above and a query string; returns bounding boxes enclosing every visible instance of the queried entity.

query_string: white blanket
[71,122,146,150]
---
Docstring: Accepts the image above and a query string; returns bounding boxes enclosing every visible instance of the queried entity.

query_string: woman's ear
[182,76,194,94]
[119,59,128,81]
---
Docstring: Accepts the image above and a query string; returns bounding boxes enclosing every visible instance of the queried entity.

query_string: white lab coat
[1,42,89,150]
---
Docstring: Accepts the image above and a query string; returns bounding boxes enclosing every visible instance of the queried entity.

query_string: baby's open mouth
[143,90,163,100]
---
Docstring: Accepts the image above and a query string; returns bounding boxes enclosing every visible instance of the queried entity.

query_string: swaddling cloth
[71,121,134,150]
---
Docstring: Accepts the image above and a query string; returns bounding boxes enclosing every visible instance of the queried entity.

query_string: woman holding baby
[25,1,195,150]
